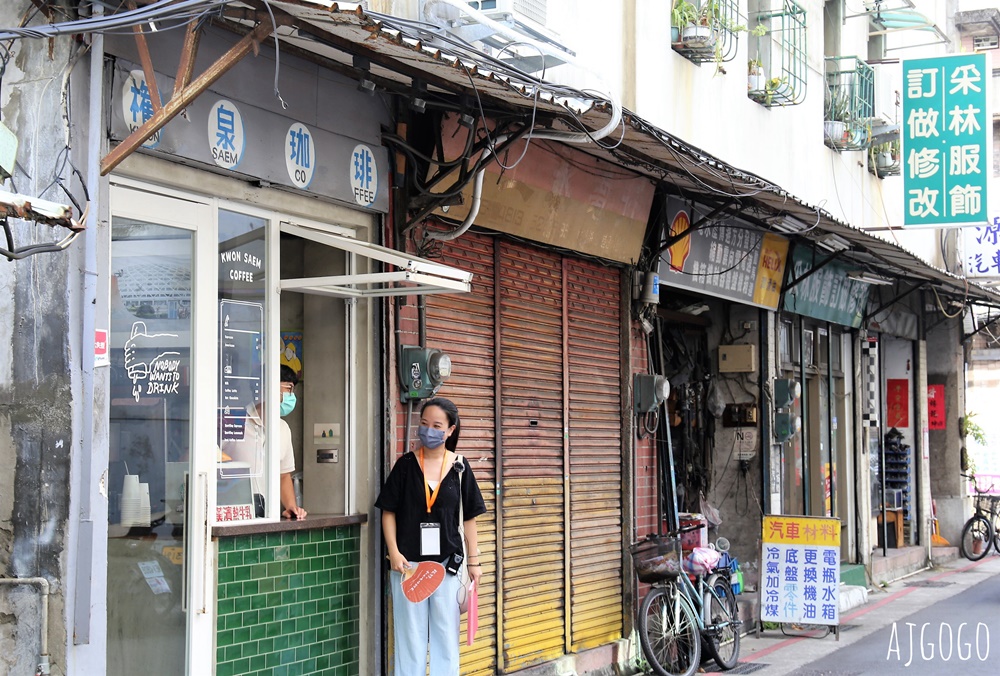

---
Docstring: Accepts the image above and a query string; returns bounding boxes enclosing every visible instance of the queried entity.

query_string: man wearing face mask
[222,364,307,519]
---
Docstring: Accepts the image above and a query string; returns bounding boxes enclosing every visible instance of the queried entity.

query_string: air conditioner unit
[468,0,549,30]
[871,63,900,125]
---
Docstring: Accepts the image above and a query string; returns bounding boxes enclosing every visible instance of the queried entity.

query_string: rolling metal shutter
[566,259,623,650]
[425,232,498,676]
[498,242,567,671]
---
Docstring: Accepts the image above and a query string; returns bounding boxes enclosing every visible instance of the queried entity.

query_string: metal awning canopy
[106,1,1000,310]
[279,222,472,298]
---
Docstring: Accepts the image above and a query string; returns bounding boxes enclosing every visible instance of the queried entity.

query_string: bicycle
[630,527,741,676]
[960,473,1000,561]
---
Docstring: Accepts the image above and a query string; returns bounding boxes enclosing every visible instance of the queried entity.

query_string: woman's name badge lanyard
[419,447,448,557]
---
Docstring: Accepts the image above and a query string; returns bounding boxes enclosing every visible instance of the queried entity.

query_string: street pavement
[701,552,1000,675]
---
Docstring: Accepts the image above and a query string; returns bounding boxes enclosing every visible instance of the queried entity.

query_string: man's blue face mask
[417,425,447,449]
[280,392,297,417]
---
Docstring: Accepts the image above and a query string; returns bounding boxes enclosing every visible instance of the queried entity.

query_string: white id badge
[420,522,441,557]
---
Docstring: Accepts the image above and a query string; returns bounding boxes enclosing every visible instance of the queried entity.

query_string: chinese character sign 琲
[760,516,841,626]
[902,54,991,227]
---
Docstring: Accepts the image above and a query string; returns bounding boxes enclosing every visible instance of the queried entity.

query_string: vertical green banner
[902,53,991,227]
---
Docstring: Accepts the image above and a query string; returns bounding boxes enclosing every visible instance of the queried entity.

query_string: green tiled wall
[216,526,361,676]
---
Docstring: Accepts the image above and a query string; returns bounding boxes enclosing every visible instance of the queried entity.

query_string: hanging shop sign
[886,378,909,428]
[902,53,991,228]
[782,246,871,328]
[657,201,789,310]
[432,114,653,264]
[927,384,946,430]
[109,61,389,212]
[760,515,840,627]
[962,216,1000,278]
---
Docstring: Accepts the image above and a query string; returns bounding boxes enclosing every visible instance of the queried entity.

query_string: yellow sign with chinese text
[762,515,840,547]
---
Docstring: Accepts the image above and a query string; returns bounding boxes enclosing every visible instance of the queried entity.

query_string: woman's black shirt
[375,452,487,563]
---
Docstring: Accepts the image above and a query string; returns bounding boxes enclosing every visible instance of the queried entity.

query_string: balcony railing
[747,0,807,108]
[824,56,875,151]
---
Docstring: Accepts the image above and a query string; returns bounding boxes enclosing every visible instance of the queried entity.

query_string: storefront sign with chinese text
[927,384,946,430]
[659,202,790,310]
[760,515,841,626]
[886,378,909,428]
[902,53,991,227]
[963,217,1000,278]
[782,245,871,328]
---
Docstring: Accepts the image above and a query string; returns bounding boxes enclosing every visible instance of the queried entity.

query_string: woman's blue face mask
[280,392,297,417]
[417,425,447,449]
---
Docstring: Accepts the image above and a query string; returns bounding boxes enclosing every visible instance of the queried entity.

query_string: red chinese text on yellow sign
[762,515,840,547]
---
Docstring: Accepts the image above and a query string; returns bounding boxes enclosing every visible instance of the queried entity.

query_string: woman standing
[376,397,487,675]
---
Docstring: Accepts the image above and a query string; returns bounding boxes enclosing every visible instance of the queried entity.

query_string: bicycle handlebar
[961,473,997,495]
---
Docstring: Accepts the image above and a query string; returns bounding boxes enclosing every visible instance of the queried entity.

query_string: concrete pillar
[926,318,967,546]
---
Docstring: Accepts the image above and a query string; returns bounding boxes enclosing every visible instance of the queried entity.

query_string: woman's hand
[388,550,410,573]
[469,562,483,589]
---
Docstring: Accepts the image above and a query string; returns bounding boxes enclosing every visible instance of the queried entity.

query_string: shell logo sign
[667,210,692,271]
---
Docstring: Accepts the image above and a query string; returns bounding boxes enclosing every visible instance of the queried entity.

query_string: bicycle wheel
[639,585,702,676]
[992,511,1000,554]
[960,515,992,561]
[704,575,741,670]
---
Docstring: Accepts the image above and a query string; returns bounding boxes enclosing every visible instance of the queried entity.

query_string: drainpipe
[73,2,104,646]
[0,577,50,675]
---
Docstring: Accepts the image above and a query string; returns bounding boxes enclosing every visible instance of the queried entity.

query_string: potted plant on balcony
[671,0,698,44]
[871,139,901,176]
[748,58,764,91]
[682,0,719,49]
[824,83,851,146]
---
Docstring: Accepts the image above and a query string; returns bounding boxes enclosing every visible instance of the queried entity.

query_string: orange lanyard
[419,446,449,514]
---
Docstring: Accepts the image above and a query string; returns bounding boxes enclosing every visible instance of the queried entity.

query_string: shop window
[748,0,808,107]
[817,327,829,368]
[824,56,875,151]
[831,330,843,374]
[217,210,271,521]
[802,328,815,367]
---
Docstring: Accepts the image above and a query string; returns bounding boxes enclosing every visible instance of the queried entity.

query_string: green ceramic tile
[243,548,260,565]
[218,629,235,648]
[303,543,317,558]
[280,647,296,665]
[294,646,309,662]
[218,599,236,616]
[241,640,259,658]
[225,551,242,567]
[281,531,295,545]
[266,592,281,607]
[273,634,289,651]
[316,655,330,670]
[265,651,280,668]
[225,582,242,599]
[266,532,282,548]
[216,659,234,676]
[219,538,235,553]
[251,533,266,549]
[249,655,265,671]
[234,535,252,550]
[224,644,241,662]
[258,637,274,654]
[231,658,250,675]
[259,607,275,623]
[218,567,235,584]
[235,565,251,582]
[226,614,243,631]
[288,632,303,648]
[234,595,251,613]
[234,627,251,644]
[316,542,330,556]
[250,623,266,641]
[243,609,259,626]
[274,576,289,592]
[243,580,259,596]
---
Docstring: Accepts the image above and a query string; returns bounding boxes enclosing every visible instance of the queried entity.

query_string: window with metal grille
[748,0,808,108]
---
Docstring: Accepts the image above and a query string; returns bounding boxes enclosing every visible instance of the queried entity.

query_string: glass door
[107,184,215,674]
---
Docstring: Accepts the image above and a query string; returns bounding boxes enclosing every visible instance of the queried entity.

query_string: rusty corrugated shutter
[566,259,623,650]
[498,242,567,671]
[425,232,498,676]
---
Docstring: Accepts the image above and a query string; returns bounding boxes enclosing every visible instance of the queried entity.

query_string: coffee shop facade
[5,3,1000,676]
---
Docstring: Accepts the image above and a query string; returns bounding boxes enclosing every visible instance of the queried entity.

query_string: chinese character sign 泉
[760,516,841,626]
[902,54,990,227]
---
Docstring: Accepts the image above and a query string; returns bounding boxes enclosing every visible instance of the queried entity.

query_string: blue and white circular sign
[350,144,378,207]
[285,122,316,188]
[122,69,160,149]
[207,100,245,170]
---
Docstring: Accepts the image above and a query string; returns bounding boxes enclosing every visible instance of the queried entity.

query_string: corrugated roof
[232,1,1000,308]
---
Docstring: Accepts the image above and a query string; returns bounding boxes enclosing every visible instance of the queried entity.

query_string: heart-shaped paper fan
[401,561,445,603]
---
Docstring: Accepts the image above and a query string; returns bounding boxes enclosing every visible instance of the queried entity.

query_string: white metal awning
[279,222,472,298]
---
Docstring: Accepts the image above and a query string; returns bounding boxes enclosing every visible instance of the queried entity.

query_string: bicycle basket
[629,536,682,583]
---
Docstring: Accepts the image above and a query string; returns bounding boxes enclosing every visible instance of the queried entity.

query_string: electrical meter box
[718,344,756,373]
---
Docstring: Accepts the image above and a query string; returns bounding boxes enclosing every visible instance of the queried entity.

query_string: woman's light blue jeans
[389,569,461,675]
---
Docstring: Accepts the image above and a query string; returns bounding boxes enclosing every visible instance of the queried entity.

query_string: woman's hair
[421,397,461,451]
[280,364,299,386]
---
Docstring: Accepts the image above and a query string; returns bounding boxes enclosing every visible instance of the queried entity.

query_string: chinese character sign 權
[902,54,991,227]
[760,516,840,626]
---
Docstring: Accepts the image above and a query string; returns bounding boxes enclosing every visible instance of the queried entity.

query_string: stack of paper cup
[120,474,141,528]
[137,482,151,528]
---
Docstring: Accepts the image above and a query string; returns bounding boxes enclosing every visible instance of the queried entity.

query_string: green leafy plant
[961,412,987,446]
[748,58,763,76]
[671,0,698,29]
